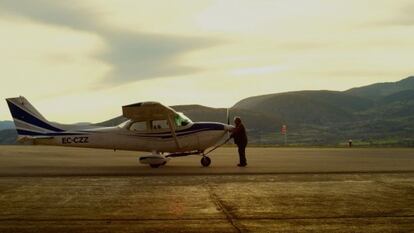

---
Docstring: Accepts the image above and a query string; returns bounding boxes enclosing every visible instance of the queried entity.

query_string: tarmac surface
[0,146,413,232]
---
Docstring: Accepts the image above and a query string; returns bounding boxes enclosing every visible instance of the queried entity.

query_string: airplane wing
[122,102,177,122]
[122,102,181,148]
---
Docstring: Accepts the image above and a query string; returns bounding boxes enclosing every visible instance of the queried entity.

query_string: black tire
[201,156,211,167]
[150,164,161,168]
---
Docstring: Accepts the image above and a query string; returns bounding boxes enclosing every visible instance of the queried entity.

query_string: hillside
[361,90,414,119]
[233,90,373,125]
[345,76,414,100]
[0,129,17,144]
[1,76,414,146]
[0,121,14,131]
[232,76,414,145]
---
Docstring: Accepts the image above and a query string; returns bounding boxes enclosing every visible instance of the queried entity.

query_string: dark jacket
[231,123,248,146]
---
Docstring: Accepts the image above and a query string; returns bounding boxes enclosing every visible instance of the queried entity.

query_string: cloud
[97,29,214,84]
[0,1,98,32]
[390,4,414,26]
[0,0,217,85]
[368,3,414,27]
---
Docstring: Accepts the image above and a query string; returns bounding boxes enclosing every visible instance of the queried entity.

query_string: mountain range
[1,76,414,146]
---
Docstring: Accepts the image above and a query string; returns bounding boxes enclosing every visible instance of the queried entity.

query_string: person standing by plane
[229,117,248,167]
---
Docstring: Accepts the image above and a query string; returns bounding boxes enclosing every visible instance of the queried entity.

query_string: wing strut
[167,115,181,149]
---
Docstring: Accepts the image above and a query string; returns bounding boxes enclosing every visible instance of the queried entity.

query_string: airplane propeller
[226,108,230,125]
[226,108,231,143]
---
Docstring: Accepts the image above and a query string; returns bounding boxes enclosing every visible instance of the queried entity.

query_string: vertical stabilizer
[5,96,63,136]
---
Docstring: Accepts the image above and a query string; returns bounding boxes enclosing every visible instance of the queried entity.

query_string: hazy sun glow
[0,0,413,123]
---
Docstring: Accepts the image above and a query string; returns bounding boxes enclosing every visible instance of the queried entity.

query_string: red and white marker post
[281,125,287,145]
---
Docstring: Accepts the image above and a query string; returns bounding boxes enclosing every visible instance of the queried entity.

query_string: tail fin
[5,96,64,137]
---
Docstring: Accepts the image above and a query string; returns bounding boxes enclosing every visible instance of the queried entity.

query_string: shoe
[237,164,247,167]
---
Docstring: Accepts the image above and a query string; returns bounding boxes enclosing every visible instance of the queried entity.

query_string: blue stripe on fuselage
[133,122,225,135]
[130,122,225,139]
[187,122,225,131]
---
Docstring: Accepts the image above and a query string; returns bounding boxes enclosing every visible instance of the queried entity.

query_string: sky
[0,0,413,123]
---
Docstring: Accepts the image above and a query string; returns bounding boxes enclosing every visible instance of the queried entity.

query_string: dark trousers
[237,143,247,165]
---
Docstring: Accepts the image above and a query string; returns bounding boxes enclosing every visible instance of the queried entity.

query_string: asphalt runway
[0,146,413,232]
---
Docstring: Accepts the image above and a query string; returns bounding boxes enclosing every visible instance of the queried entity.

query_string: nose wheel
[201,156,211,167]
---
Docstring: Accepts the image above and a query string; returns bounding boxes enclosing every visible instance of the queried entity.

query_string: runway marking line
[1,216,414,221]
[206,184,243,233]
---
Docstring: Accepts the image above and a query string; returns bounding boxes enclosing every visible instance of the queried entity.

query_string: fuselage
[32,121,230,153]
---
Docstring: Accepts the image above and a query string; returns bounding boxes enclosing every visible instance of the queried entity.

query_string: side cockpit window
[151,120,169,130]
[129,121,147,131]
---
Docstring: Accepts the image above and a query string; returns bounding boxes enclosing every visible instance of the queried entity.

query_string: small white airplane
[6,96,233,168]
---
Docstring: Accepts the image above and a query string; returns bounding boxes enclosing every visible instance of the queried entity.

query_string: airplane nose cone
[224,124,234,131]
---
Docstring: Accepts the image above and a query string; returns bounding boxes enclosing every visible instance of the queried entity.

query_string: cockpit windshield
[118,120,131,128]
[174,112,192,127]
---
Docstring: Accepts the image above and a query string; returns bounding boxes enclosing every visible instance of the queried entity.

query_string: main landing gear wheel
[149,161,167,168]
[201,156,211,167]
